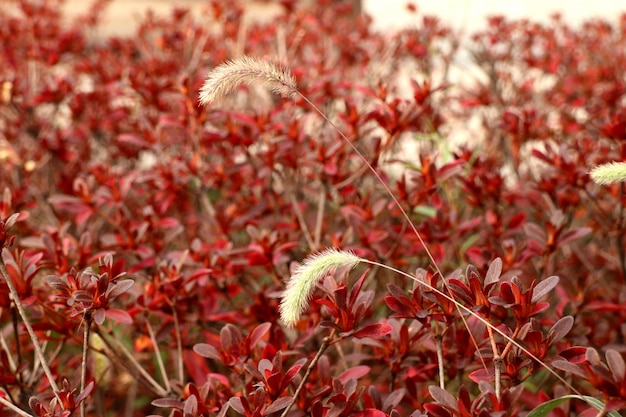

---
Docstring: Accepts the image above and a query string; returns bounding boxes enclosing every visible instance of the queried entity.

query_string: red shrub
[0,0,625,415]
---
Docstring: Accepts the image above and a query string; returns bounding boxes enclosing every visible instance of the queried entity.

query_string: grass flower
[590,162,626,185]
[279,249,361,328]
[198,56,298,105]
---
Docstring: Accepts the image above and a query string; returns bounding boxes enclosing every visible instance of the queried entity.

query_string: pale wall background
[56,0,626,36]
[366,0,626,32]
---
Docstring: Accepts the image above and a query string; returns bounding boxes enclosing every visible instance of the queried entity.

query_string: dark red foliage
[29,379,94,417]
[0,0,625,415]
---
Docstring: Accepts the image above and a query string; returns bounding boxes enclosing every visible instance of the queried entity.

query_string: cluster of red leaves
[0,0,625,415]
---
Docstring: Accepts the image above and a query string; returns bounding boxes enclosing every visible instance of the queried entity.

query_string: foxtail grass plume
[198,56,298,105]
[590,162,626,185]
[279,249,361,328]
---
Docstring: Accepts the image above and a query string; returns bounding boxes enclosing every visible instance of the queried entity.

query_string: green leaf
[413,205,437,218]
[526,395,621,417]
[460,233,480,254]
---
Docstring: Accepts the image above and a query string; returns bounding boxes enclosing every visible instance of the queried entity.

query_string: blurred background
[365,0,624,31]
[56,0,626,36]
[46,0,626,149]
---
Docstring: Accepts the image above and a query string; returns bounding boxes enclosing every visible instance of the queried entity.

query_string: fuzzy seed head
[590,162,626,185]
[198,56,297,105]
[279,249,361,328]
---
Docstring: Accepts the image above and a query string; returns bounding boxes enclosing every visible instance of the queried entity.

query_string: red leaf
[584,301,626,312]
[264,396,293,414]
[154,217,181,229]
[340,204,367,221]
[106,279,134,299]
[116,133,151,148]
[429,386,458,412]
[552,360,586,378]
[558,227,591,246]
[606,349,625,382]
[193,343,221,361]
[152,398,183,409]
[423,403,453,417]
[468,367,494,383]
[228,397,246,414]
[105,309,133,324]
[531,275,559,303]
[338,366,371,384]
[248,322,272,349]
[281,362,305,390]
[348,270,369,309]
[546,316,574,346]
[352,323,393,339]
[384,296,413,317]
[382,388,406,411]
[507,212,526,229]
[606,398,626,412]
[437,159,465,182]
[559,346,588,363]
[351,410,388,417]
[484,257,502,287]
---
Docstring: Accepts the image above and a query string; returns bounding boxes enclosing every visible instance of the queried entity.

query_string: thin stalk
[484,319,500,393]
[280,329,336,417]
[313,183,326,250]
[0,386,19,412]
[80,319,91,417]
[618,183,626,281]
[146,321,171,393]
[27,338,62,388]
[500,324,521,359]
[198,56,579,400]
[0,330,17,374]
[297,93,488,369]
[11,308,22,382]
[287,191,316,250]
[0,252,61,400]
[493,324,523,401]
[494,356,503,402]
[330,333,348,372]
[333,159,370,190]
[123,377,138,417]
[0,395,33,417]
[171,307,184,384]
[359,258,583,396]
[94,327,168,397]
[298,94,438,270]
[434,334,445,389]
[198,57,488,378]
[241,372,247,397]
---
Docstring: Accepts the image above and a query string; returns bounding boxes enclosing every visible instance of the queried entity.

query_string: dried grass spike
[198,56,297,105]
[279,249,361,328]
[590,161,626,185]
